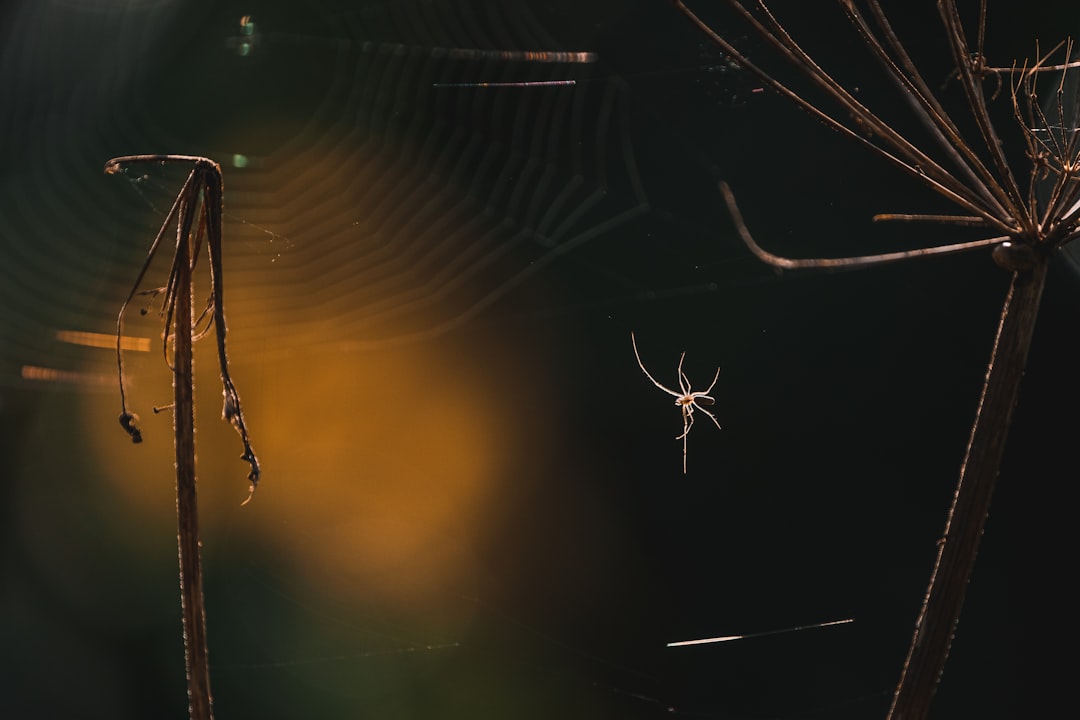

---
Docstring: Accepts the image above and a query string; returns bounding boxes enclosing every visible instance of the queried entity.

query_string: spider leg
[679,407,693,474]
[677,352,691,395]
[676,405,694,440]
[696,402,722,432]
[702,366,722,395]
[631,332,682,397]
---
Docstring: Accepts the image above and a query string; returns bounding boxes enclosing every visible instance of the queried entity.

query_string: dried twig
[107,155,261,720]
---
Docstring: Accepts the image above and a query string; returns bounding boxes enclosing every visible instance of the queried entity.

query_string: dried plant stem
[675,0,1077,709]
[108,154,260,720]
[172,221,214,720]
[889,257,1047,719]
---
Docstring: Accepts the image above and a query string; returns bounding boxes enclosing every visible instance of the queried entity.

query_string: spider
[631,332,721,474]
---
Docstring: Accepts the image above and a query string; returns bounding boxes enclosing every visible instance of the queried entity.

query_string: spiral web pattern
[0,0,648,389]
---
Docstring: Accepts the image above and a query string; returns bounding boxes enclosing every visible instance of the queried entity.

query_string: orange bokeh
[80,312,552,635]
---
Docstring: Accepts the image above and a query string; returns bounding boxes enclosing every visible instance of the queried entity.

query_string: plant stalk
[173,215,214,720]
[888,258,1047,718]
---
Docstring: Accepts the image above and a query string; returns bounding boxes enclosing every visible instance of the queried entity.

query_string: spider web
[0,0,652,385]
[152,0,648,354]
[0,2,890,720]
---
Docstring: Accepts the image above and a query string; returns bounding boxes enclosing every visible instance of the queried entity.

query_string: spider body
[631,332,721,474]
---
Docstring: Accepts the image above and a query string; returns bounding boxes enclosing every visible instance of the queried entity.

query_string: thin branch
[672,1,1018,234]
[843,1,1011,216]
[720,182,1004,271]
[872,213,990,225]
[936,0,1031,232]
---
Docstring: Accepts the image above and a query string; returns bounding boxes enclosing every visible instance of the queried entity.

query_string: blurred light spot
[237,339,508,611]
[22,365,112,386]
[79,322,555,622]
[56,329,149,352]
[232,153,248,168]
[226,15,259,56]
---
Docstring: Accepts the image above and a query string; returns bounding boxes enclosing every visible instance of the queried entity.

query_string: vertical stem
[888,258,1047,719]
[174,210,214,720]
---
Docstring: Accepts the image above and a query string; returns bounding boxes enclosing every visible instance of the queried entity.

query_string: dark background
[2,1,1078,718]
